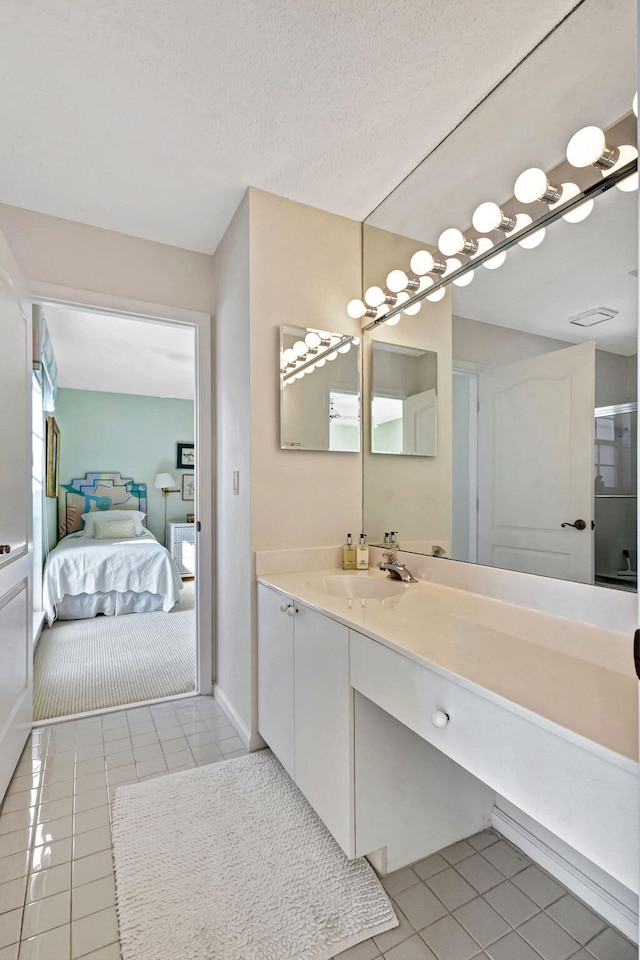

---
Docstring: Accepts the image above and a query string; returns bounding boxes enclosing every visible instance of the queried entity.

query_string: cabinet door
[294,604,354,857]
[257,584,294,777]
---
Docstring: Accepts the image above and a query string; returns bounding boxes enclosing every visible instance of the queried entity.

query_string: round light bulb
[453,270,474,287]
[550,183,593,223]
[438,228,465,256]
[519,228,545,250]
[506,213,532,236]
[385,315,401,326]
[283,348,296,365]
[472,201,505,233]
[427,287,446,302]
[445,257,462,276]
[419,276,434,292]
[347,299,366,319]
[304,331,321,350]
[364,285,385,307]
[473,237,494,258]
[386,269,409,293]
[327,351,338,361]
[514,167,556,203]
[483,250,507,270]
[634,92,638,118]
[403,300,421,316]
[566,126,610,168]
[395,292,409,307]
[604,144,639,192]
[295,371,305,379]
[316,329,331,339]
[293,340,307,358]
[377,303,390,317]
[337,341,351,354]
[315,358,326,367]
[410,249,435,275]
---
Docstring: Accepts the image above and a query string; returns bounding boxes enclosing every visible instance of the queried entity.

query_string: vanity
[256,564,639,937]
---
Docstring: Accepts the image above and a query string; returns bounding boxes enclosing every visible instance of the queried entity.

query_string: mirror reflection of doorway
[31,305,199,721]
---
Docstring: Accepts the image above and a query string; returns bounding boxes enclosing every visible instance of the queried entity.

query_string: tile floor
[0,695,246,959]
[0,696,635,960]
[332,836,637,960]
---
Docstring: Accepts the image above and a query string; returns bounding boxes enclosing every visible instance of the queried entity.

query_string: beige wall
[249,189,362,552]
[0,204,214,313]
[362,223,452,551]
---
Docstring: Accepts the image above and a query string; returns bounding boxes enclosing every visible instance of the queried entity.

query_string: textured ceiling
[0,0,579,253]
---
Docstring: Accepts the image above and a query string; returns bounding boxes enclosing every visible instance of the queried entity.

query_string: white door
[403,388,437,455]
[0,230,33,800]
[477,342,595,583]
[257,584,295,777]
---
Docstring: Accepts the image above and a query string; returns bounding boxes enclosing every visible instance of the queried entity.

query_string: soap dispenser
[343,534,357,570]
[357,533,369,570]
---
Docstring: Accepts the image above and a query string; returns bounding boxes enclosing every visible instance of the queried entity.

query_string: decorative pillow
[82,510,146,536]
[92,518,138,540]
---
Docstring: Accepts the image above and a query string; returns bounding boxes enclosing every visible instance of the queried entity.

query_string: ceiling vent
[569,307,618,328]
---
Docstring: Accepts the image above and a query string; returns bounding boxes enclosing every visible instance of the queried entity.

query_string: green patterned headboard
[58,472,147,539]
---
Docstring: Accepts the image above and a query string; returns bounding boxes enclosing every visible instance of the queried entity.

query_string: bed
[43,472,183,624]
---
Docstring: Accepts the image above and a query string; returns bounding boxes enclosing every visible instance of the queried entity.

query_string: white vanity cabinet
[257,583,354,856]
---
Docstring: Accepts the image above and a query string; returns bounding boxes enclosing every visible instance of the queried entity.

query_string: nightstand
[166,521,196,578]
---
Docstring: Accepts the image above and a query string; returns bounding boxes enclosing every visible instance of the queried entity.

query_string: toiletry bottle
[357,533,369,570]
[343,534,357,570]
[384,532,390,546]
[390,531,400,550]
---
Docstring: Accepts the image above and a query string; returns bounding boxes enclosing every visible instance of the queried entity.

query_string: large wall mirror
[361,0,638,591]
[280,325,360,452]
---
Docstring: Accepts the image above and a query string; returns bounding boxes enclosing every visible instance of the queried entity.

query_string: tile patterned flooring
[0,695,635,960]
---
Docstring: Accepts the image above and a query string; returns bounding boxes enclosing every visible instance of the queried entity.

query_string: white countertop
[257,567,638,764]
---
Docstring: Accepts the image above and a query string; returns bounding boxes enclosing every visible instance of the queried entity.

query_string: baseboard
[213,684,265,751]
[492,800,638,943]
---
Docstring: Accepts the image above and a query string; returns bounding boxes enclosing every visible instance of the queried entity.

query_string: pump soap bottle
[343,534,357,570]
[357,533,369,570]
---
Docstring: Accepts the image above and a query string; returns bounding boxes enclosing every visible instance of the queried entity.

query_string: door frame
[32,283,213,697]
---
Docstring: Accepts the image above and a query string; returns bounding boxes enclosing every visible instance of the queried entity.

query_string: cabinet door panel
[257,584,294,777]
[294,604,353,857]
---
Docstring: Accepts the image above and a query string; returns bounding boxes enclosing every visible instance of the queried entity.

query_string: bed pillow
[92,518,138,540]
[81,510,146,536]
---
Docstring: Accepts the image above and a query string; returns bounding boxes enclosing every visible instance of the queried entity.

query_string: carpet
[33,582,196,720]
[112,750,397,960]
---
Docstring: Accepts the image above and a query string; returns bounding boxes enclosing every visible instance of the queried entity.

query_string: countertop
[257,567,639,765]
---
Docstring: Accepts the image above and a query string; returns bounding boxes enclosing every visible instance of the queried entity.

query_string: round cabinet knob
[431,710,449,729]
[279,603,289,613]
[286,605,297,617]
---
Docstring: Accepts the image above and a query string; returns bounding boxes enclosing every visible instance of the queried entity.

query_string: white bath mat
[112,750,397,960]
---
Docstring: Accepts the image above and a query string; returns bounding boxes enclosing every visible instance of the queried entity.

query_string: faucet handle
[382,547,397,562]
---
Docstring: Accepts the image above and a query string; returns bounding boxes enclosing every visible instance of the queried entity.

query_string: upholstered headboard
[58,472,147,538]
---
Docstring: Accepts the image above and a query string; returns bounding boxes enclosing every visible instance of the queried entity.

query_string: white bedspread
[43,531,183,624]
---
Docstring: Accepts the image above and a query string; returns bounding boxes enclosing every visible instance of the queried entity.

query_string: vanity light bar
[281,335,357,384]
[352,97,638,333]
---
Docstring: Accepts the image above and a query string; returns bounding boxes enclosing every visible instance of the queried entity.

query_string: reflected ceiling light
[514,167,562,204]
[337,341,352,354]
[549,182,594,223]
[385,314,401,326]
[376,303,391,318]
[483,250,507,269]
[395,292,410,308]
[472,237,494,258]
[418,276,434,292]
[472,202,516,234]
[426,287,446,302]
[386,269,419,293]
[505,213,531,235]
[410,249,447,276]
[403,300,421,316]
[346,299,366,319]
[304,331,321,350]
[444,257,462,276]
[364,285,387,307]
[566,126,618,169]
[293,340,307,357]
[453,270,474,287]
[438,228,479,257]
[634,92,638,117]
[282,347,297,366]
[602,144,638,192]
[315,357,326,367]
[519,227,545,249]
[295,371,305,379]
[326,351,338,361]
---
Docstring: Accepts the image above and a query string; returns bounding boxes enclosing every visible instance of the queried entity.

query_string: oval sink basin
[306,574,408,600]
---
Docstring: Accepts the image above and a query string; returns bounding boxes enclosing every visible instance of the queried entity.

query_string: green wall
[53,389,194,544]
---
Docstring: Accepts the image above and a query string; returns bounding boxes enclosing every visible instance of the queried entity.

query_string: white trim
[32,691,197,726]
[492,799,639,943]
[32,283,214,698]
[213,683,266,751]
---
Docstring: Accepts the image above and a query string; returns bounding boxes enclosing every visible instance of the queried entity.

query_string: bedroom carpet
[33,582,196,720]
[112,750,397,960]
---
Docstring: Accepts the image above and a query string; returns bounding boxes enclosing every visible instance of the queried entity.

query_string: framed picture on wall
[46,417,60,498]
[182,475,195,501]
[177,443,195,469]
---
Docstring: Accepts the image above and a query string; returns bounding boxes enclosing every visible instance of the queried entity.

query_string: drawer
[349,629,638,893]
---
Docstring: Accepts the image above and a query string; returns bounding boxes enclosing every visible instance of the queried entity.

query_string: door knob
[431,710,449,728]
[561,519,587,530]
[0,545,10,555]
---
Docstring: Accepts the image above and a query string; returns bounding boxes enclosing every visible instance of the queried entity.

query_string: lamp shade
[154,472,176,489]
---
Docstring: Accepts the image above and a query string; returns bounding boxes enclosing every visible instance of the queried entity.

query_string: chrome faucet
[377,548,417,583]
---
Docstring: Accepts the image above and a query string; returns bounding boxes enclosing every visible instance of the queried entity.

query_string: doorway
[31,297,212,721]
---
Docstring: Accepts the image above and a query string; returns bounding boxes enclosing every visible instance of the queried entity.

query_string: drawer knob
[286,605,297,617]
[431,710,449,728]
[279,603,289,613]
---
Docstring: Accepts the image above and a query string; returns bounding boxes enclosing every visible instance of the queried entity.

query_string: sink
[305,574,409,600]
